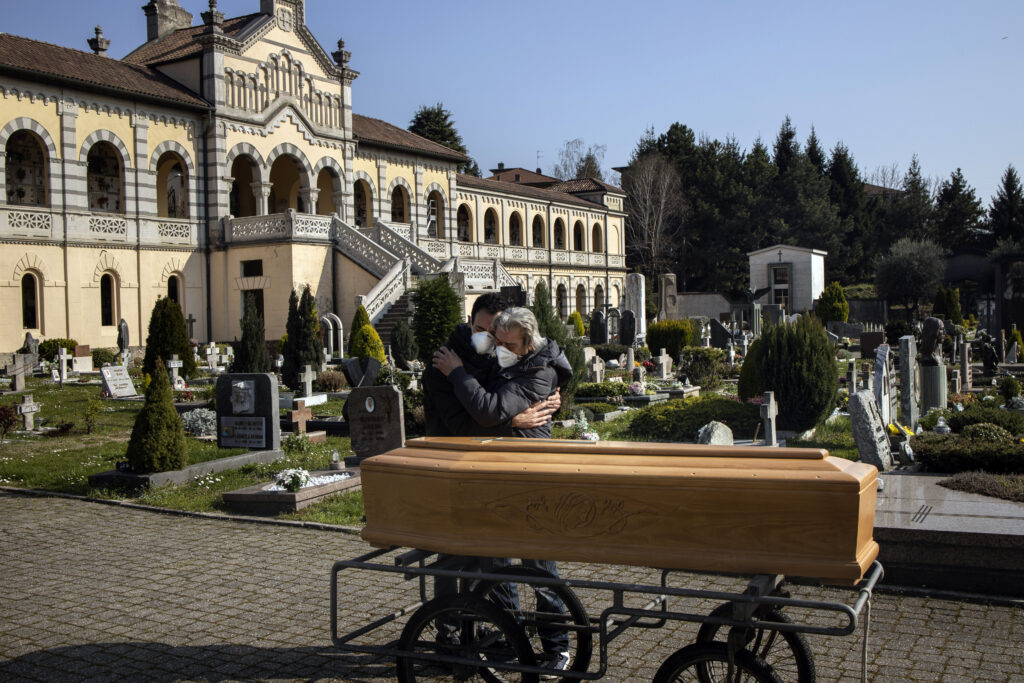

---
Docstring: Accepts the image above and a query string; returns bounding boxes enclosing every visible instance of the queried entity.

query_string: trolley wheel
[396,594,538,683]
[470,566,593,682]
[695,603,815,683]
[653,642,783,683]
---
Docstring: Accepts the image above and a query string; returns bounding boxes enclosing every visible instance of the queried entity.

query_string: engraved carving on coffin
[489,488,660,539]
[294,215,332,239]
[157,222,190,240]
[89,216,127,236]
[8,211,51,236]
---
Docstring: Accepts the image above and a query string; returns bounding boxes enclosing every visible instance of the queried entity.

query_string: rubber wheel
[470,566,593,683]
[695,603,815,683]
[396,594,538,682]
[653,642,783,683]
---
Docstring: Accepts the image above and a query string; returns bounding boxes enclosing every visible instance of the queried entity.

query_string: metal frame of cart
[331,546,884,682]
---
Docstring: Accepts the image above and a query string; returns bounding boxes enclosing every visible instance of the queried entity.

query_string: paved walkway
[1,491,1022,682]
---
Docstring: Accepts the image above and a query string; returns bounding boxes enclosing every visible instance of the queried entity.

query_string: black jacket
[422,323,515,437]
[449,337,573,439]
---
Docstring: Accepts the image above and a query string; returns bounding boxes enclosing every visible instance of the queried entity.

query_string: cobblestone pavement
[1,491,1022,682]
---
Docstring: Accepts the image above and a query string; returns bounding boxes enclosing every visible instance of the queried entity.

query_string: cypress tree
[142,297,195,379]
[412,275,463,362]
[282,290,302,389]
[232,293,269,373]
[390,319,419,369]
[816,281,849,324]
[568,311,586,337]
[530,281,565,345]
[297,285,322,368]
[755,316,837,431]
[126,357,186,473]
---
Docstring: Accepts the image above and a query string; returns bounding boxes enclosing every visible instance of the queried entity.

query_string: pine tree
[142,297,195,379]
[896,155,934,242]
[232,293,269,373]
[281,290,302,389]
[408,103,480,176]
[126,357,186,473]
[989,165,1024,244]
[529,281,565,345]
[390,319,419,369]
[934,168,986,251]
[805,126,826,178]
[412,275,463,362]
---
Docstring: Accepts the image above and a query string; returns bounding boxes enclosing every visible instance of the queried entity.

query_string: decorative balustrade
[3,207,53,239]
[371,221,441,275]
[356,258,411,323]
[294,215,333,239]
[143,217,196,246]
[410,240,619,269]
[226,210,335,243]
[334,218,400,278]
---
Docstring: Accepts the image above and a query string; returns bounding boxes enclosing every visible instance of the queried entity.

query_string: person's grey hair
[492,307,543,351]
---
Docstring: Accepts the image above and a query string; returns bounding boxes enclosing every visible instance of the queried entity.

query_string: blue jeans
[479,558,569,655]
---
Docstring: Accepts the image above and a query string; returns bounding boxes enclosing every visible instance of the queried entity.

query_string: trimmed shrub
[593,343,630,362]
[232,292,270,373]
[180,408,217,437]
[91,348,117,367]
[635,347,652,363]
[39,338,77,362]
[911,433,1024,474]
[884,319,913,347]
[679,346,725,390]
[390,319,419,370]
[628,396,761,442]
[349,324,386,364]
[737,339,764,400]
[753,316,837,431]
[919,408,952,431]
[350,305,371,339]
[125,358,187,473]
[143,297,196,379]
[646,319,694,359]
[998,376,1021,403]
[576,381,631,398]
[947,403,1024,436]
[412,275,463,363]
[816,281,849,324]
[568,311,586,337]
[315,369,348,392]
[1012,328,1024,352]
[962,422,1014,444]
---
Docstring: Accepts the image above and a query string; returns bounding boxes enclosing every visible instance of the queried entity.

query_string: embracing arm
[447,366,538,427]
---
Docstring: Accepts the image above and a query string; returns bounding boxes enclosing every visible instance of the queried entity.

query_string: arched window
[554,219,565,250]
[556,284,568,321]
[167,275,180,304]
[156,152,188,218]
[573,221,584,251]
[532,215,545,248]
[457,204,472,241]
[354,179,372,227]
[100,273,117,327]
[427,190,445,238]
[509,212,522,246]
[269,155,303,213]
[595,284,605,310]
[5,130,48,207]
[484,208,498,244]
[230,156,257,217]
[391,186,408,222]
[87,142,123,213]
[592,223,604,252]
[317,168,340,215]
[575,284,587,314]
[21,272,39,329]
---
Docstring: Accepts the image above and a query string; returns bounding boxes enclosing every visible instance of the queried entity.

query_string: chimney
[142,0,193,42]
[536,168,541,174]
[87,26,110,55]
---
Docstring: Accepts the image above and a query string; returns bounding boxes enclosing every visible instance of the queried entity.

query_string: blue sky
[5,1,1022,203]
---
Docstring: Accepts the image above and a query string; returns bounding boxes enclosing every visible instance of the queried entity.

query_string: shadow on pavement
[0,641,394,681]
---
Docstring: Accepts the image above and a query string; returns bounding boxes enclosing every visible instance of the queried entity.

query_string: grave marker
[300,364,317,398]
[899,335,919,429]
[846,360,857,392]
[5,354,29,392]
[620,310,636,347]
[709,319,731,350]
[289,399,313,435]
[215,373,281,451]
[626,347,635,371]
[590,310,607,345]
[185,313,197,339]
[100,365,137,398]
[16,394,40,430]
[873,344,896,426]
[167,355,184,384]
[57,348,71,388]
[849,390,893,471]
[346,384,405,466]
[587,355,605,383]
[760,391,778,447]
[1008,341,1019,364]
[655,348,673,380]
[72,344,93,373]
[960,340,972,391]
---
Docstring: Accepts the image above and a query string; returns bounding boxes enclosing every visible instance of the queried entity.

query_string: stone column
[899,335,919,429]
[252,182,273,215]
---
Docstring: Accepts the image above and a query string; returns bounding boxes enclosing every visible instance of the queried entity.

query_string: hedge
[679,346,724,390]
[592,343,630,362]
[576,381,631,398]
[947,403,1024,436]
[911,433,1024,474]
[646,319,694,359]
[627,396,761,442]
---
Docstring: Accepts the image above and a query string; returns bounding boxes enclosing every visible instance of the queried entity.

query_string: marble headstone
[346,385,405,466]
[623,272,647,339]
[215,373,281,451]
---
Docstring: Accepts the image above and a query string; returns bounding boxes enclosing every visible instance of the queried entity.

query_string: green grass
[280,489,364,525]
[787,416,859,461]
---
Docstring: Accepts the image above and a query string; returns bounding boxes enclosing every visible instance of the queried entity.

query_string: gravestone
[346,384,404,466]
[72,345,92,373]
[827,331,840,349]
[20,331,40,356]
[697,421,733,446]
[1008,342,1019,364]
[583,346,596,366]
[873,345,896,426]
[116,319,130,356]
[606,308,621,342]
[849,390,893,471]
[709,319,731,350]
[948,368,961,395]
[300,364,317,398]
[620,310,636,346]
[960,340,972,391]
[288,399,312,435]
[655,348,673,380]
[185,313,197,340]
[623,272,647,339]
[626,347,635,372]
[998,329,1007,363]
[5,354,29,392]
[632,364,646,384]
[898,336,919,429]
[760,391,778,447]
[342,357,381,389]
[860,332,884,359]
[762,304,783,327]
[16,394,41,430]
[727,343,736,366]
[100,365,137,398]
[167,354,184,384]
[586,355,605,383]
[57,348,71,387]
[657,273,677,323]
[590,310,607,345]
[846,360,857,393]
[215,373,281,451]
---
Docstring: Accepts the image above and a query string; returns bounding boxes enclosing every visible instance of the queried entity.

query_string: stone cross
[57,348,71,388]
[760,391,778,447]
[289,398,313,435]
[587,355,605,383]
[960,340,972,391]
[300,364,317,397]
[185,313,197,339]
[17,393,40,430]
[167,354,183,383]
[656,348,673,379]
[727,343,736,366]
[5,354,28,392]
[846,360,857,392]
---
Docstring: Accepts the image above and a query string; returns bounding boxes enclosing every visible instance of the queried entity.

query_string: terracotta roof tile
[352,114,467,162]
[0,34,208,108]
[122,14,262,65]
[547,177,625,194]
[457,174,601,208]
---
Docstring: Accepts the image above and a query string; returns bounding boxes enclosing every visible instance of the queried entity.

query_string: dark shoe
[540,650,571,679]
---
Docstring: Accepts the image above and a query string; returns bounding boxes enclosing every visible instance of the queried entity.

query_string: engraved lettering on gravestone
[17,394,40,430]
[101,365,137,398]
[219,416,266,448]
[231,380,255,415]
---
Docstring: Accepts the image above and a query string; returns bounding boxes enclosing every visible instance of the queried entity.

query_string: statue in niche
[230,380,256,415]
[919,317,946,366]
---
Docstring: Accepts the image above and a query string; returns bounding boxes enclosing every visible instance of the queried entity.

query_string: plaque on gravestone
[347,385,404,466]
[101,366,137,398]
[215,374,281,451]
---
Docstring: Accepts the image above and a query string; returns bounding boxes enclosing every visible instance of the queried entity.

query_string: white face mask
[471,331,494,355]
[495,345,520,368]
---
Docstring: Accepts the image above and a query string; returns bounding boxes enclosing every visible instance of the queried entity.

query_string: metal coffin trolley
[332,437,884,681]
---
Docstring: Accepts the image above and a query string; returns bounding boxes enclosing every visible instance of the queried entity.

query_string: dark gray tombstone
[215,373,281,451]
[590,310,607,345]
[342,357,381,389]
[760,391,778,447]
[761,304,783,327]
[346,384,405,467]
[860,331,884,359]
[849,389,894,471]
[899,335,919,429]
[185,313,197,340]
[710,318,731,349]
[116,318,130,354]
[620,310,636,346]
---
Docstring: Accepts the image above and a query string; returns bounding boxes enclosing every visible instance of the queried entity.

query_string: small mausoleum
[748,244,827,315]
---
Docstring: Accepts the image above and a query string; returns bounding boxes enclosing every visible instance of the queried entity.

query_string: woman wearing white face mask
[432,306,572,439]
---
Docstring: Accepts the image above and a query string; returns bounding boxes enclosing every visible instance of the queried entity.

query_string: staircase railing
[356,258,412,325]
[333,217,400,278]
[367,220,441,275]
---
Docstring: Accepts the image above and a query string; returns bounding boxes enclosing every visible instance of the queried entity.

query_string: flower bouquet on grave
[628,381,646,396]
[570,412,599,441]
[275,468,311,492]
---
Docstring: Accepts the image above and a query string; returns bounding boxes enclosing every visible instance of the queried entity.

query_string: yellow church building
[0,0,626,353]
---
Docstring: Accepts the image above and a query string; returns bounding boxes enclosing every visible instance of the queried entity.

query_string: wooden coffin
[360,437,879,585]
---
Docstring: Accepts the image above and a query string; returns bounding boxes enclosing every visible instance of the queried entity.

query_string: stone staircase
[376,287,416,349]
